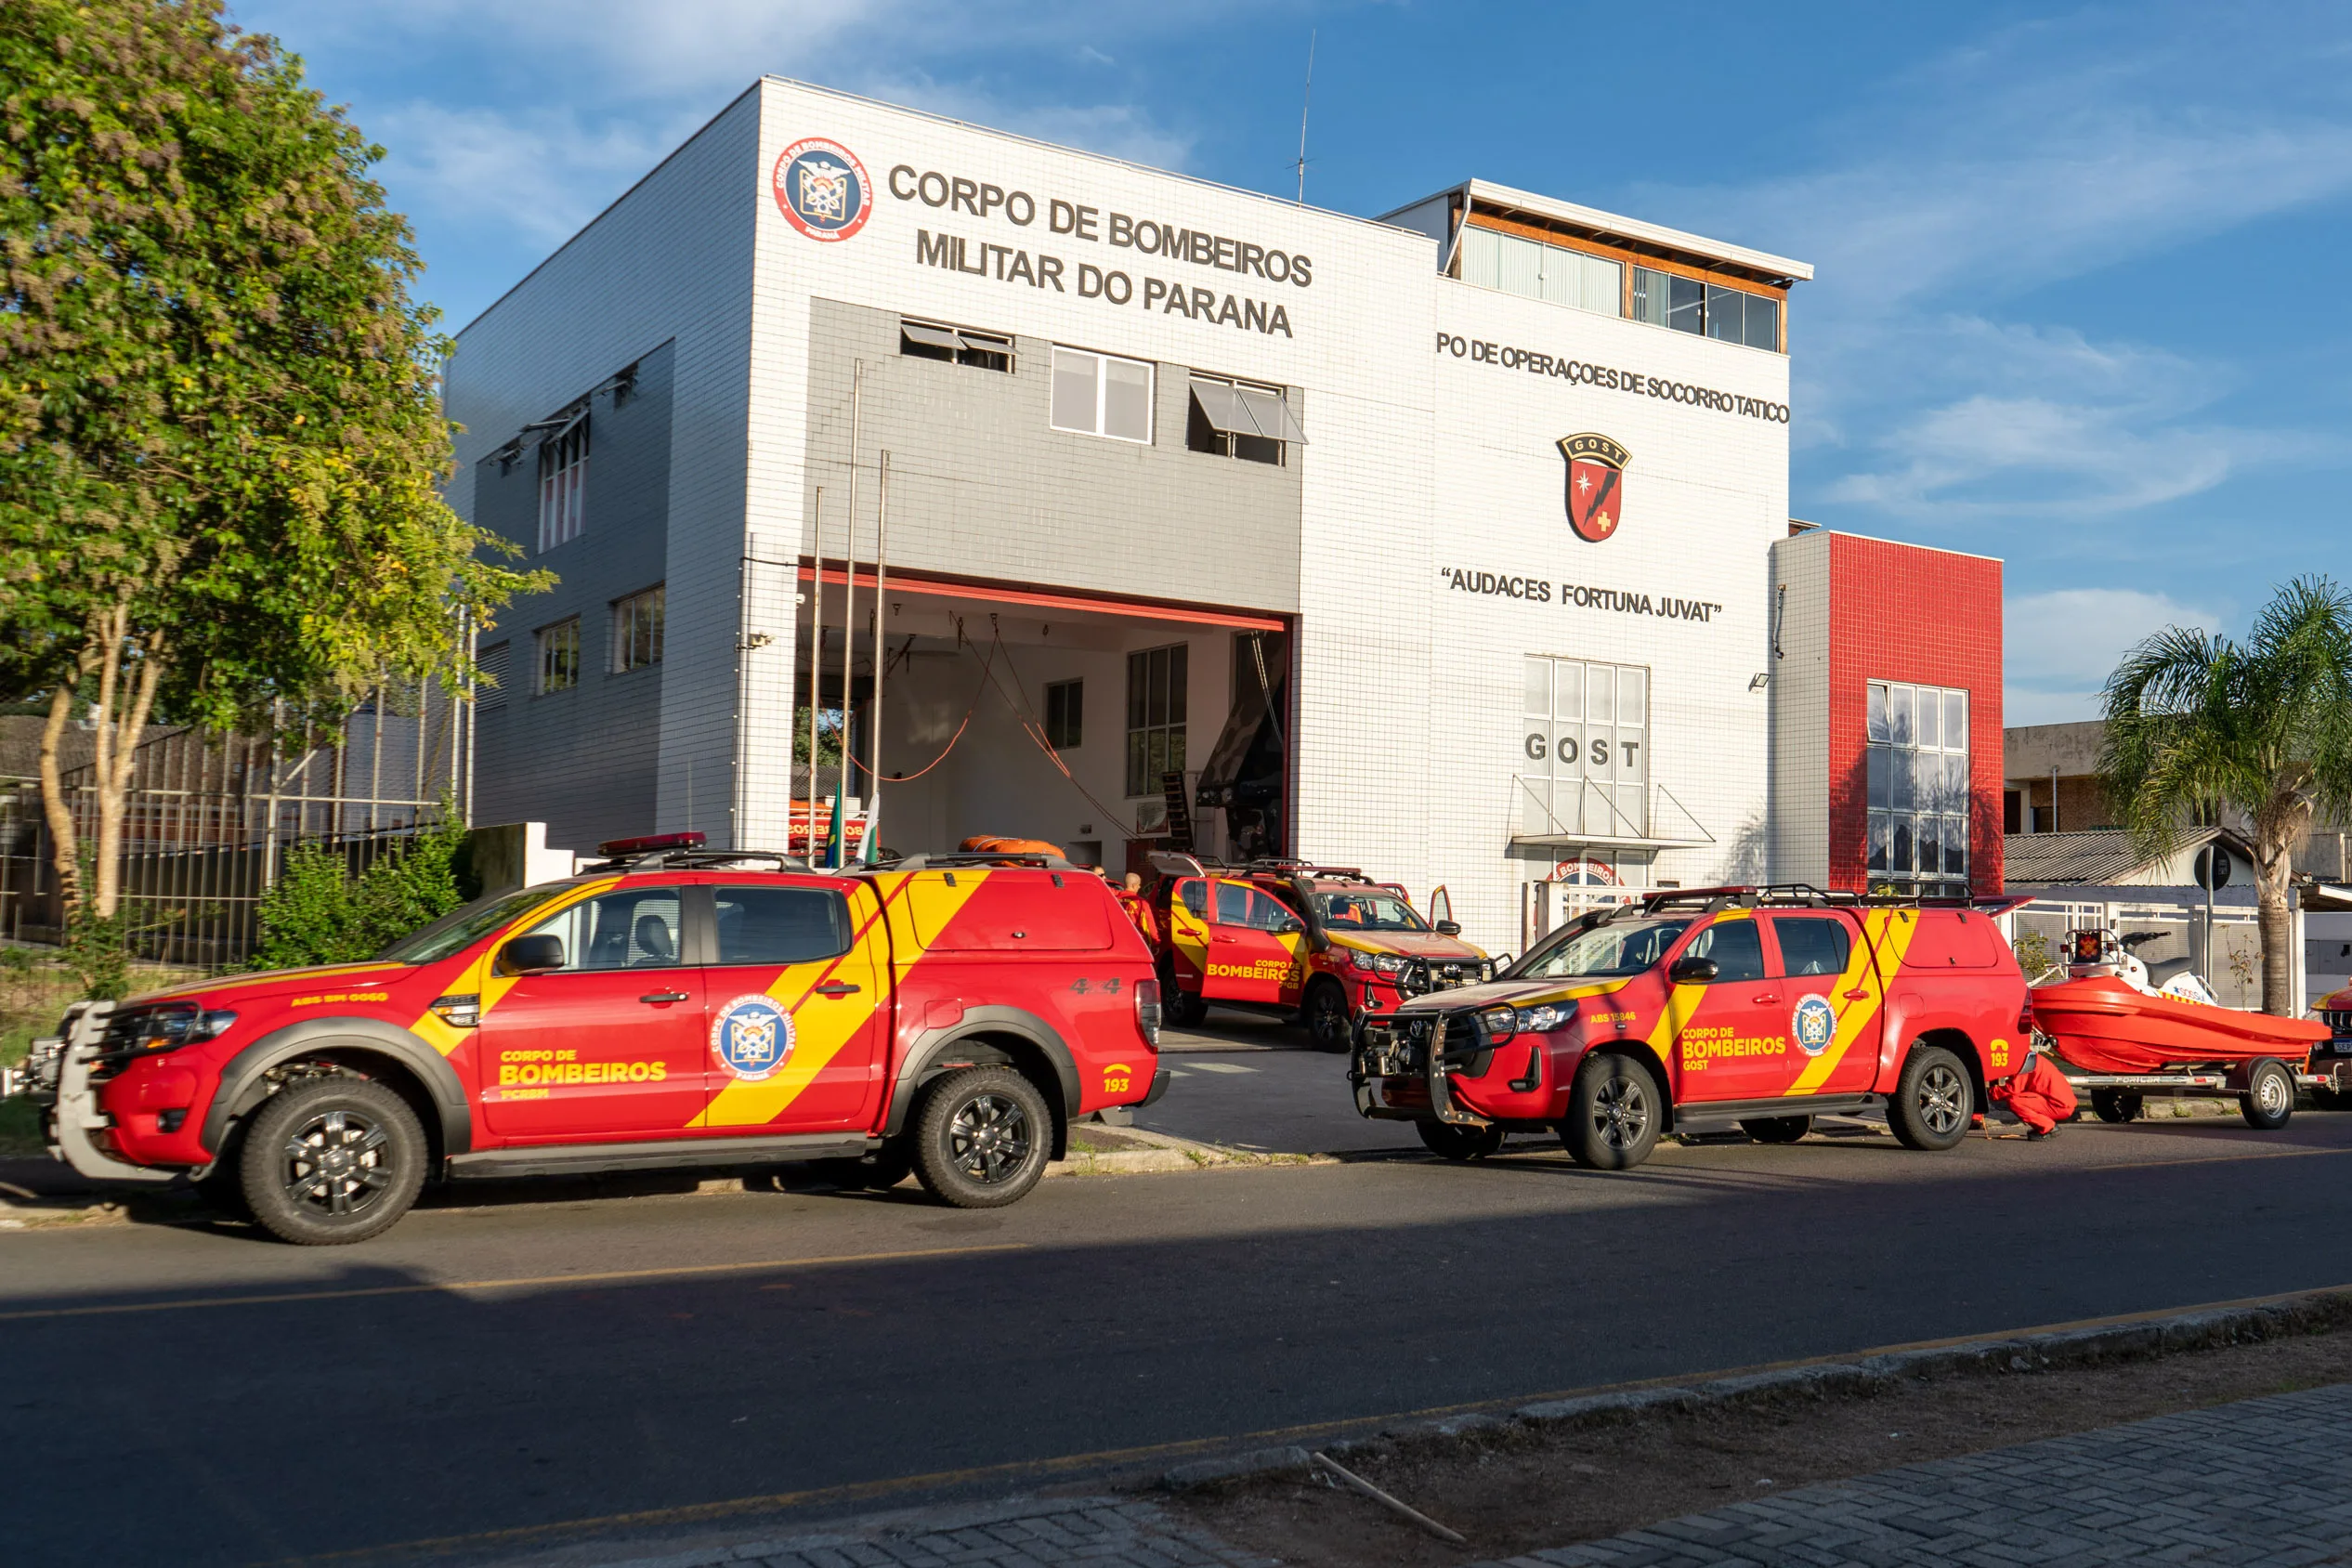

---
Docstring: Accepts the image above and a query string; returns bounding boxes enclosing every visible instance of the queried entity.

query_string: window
[1044,679,1083,750]
[1177,879,1208,919]
[1125,643,1188,798]
[712,885,851,965]
[537,411,589,552]
[1685,919,1766,983]
[1519,655,1648,838]
[612,585,664,673]
[536,619,580,695]
[1186,373,1305,465]
[1630,267,1781,350]
[524,889,683,971]
[1213,881,1298,932]
[1773,916,1851,978]
[899,318,1012,372]
[1458,227,1622,316]
[1866,680,1971,893]
[1051,346,1153,442]
[476,641,509,712]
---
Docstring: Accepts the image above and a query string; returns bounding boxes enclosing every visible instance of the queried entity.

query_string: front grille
[2324,1009,2352,1039]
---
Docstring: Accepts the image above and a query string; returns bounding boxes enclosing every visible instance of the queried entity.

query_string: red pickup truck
[27,837,1168,1243]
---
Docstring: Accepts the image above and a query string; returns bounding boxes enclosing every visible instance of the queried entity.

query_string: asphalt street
[7,1102,2352,1568]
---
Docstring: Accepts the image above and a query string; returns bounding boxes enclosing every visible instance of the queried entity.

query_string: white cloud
[2005,587,2223,723]
[369,101,693,245]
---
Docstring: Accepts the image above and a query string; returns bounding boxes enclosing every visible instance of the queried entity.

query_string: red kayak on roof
[2029,926,2326,1073]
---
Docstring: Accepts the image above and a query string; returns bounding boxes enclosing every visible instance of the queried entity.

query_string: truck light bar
[596,831,706,856]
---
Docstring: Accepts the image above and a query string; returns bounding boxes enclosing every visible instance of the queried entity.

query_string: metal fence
[0,680,471,968]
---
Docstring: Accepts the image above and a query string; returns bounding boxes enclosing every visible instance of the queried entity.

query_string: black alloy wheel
[911,1065,1052,1209]
[1417,1119,1506,1161]
[1303,979,1352,1053]
[1740,1115,1812,1144]
[1558,1051,1661,1170]
[1889,1045,1972,1151]
[238,1076,426,1245]
[2241,1058,2296,1130]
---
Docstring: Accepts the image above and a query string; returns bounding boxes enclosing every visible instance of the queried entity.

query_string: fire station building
[446,76,2004,956]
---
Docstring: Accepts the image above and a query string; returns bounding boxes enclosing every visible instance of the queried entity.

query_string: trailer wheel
[2241,1059,2295,1130]
[2090,1089,2143,1124]
[1889,1045,1972,1152]
[1417,1120,1505,1161]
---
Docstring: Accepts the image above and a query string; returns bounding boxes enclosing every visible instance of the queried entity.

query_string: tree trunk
[2253,812,2302,1016]
[72,603,166,922]
[36,681,85,921]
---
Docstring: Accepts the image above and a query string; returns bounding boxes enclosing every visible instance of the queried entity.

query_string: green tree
[2101,578,2352,1014]
[0,1,547,927]
[251,810,469,969]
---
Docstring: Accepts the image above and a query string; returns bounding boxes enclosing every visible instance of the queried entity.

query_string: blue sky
[235,0,2352,725]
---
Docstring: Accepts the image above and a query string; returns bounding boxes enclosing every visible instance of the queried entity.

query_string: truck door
[697,880,888,1134]
[1771,912,1880,1096]
[477,884,707,1140]
[1208,879,1306,1004]
[1668,913,1791,1102]
[1164,877,1212,997]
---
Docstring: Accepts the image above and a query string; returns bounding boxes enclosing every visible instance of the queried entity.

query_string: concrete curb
[1158,1288,2352,1490]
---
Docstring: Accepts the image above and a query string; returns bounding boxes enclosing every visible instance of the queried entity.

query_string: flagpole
[836,361,863,868]
[805,486,825,861]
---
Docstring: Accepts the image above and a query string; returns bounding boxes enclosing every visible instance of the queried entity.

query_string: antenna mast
[1295,29,1315,206]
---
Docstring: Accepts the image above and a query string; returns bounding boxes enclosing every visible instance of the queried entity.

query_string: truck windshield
[1510,918,1693,981]
[376,885,576,965]
[1313,892,1428,933]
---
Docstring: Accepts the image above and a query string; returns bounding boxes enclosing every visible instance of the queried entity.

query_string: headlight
[129,1006,235,1053]
[1514,1003,1571,1034]
[1348,950,1408,975]
[1480,1005,1518,1041]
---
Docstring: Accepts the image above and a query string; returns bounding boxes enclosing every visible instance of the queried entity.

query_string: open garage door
[788,568,1288,871]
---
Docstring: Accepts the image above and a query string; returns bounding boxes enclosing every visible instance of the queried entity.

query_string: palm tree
[2100,577,2352,1014]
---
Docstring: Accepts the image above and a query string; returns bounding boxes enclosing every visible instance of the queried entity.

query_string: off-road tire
[910,1066,1052,1209]
[2241,1058,2295,1130]
[238,1076,426,1246]
[1889,1045,1972,1152]
[1303,979,1352,1053]
[2090,1088,2144,1123]
[1558,1051,1662,1170]
[1417,1120,1505,1161]
[1740,1115,1812,1144]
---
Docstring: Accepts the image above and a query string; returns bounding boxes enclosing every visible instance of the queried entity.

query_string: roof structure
[2003,827,2245,887]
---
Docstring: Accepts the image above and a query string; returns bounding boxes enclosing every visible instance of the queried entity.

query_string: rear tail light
[1135,978,1162,1047]
[2018,998,2035,1035]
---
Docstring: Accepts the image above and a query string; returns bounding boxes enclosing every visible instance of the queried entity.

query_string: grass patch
[0,1092,46,1158]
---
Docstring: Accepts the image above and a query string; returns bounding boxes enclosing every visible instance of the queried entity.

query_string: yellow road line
[259,1276,2352,1566]
[0,1243,1028,1324]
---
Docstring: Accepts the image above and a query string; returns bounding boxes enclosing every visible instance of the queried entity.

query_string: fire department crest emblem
[712,994,795,1081]
[772,137,873,242]
[1558,433,1629,543]
[1791,994,1837,1058]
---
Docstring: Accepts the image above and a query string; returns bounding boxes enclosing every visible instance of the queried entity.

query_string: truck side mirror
[499,934,566,975]
[1435,920,1462,936]
[1668,954,1718,985]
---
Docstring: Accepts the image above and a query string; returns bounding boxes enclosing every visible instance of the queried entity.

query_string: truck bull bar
[1348,1010,1491,1129]
[23,1001,179,1185]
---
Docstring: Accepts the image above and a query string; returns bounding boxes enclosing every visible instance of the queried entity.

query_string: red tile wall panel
[1824,534,2004,894]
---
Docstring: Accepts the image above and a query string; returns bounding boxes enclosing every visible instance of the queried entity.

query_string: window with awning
[1186,374,1304,465]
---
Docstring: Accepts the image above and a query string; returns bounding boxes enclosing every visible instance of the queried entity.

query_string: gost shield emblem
[712,994,795,1081]
[771,137,873,242]
[1559,433,1629,543]
[1791,995,1837,1058]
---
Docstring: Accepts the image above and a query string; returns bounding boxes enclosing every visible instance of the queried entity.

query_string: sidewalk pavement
[570,1381,2352,1568]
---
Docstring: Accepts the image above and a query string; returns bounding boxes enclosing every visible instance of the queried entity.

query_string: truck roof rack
[1247,858,1371,882]
[590,848,813,873]
[865,851,1091,873]
[1623,884,2028,918]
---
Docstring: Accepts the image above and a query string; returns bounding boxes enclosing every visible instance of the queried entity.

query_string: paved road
[1143,1008,1415,1155]
[6,1113,2352,1566]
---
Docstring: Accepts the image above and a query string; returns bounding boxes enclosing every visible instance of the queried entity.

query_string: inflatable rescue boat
[2029,927,2326,1074]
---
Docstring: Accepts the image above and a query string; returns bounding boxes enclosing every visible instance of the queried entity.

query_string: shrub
[251,812,469,970]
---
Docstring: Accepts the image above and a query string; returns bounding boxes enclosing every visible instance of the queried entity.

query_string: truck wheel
[238,1076,425,1246]
[1889,1046,1972,1152]
[1417,1120,1505,1161]
[1165,987,1208,1029]
[2090,1089,2143,1123]
[1558,1052,1661,1170]
[1303,979,1352,1053]
[1740,1115,1812,1144]
[910,1066,1052,1209]
[2241,1059,2295,1130]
